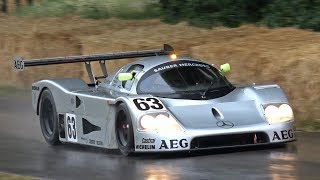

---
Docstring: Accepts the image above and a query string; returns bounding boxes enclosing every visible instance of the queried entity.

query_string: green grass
[298,120,320,132]
[0,86,29,97]
[14,0,162,20]
[0,172,39,180]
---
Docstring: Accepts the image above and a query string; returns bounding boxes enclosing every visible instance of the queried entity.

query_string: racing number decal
[148,98,164,109]
[133,98,164,111]
[66,113,77,142]
[67,117,76,139]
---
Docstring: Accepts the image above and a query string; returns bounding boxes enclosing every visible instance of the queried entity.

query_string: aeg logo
[272,129,294,141]
[159,139,188,149]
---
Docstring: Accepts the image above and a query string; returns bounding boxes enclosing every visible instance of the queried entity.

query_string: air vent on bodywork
[82,118,101,134]
[191,132,270,149]
[76,96,82,108]
[212,107,223,120]
[58,114,65,138]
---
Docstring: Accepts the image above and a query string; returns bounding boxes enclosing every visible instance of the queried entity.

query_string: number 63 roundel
[66,113,77,142]
[132,98,165,111]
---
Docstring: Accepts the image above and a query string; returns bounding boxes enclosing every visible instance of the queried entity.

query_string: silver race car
[13,44,295,156]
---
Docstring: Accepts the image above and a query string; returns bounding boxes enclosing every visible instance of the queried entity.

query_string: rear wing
[13,44,175,84]
[13,44,174,70]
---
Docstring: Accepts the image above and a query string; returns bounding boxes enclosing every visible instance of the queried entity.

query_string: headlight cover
[139,113,183,132]
[264,104,294,124]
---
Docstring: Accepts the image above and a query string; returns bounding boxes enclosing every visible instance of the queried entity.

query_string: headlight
[139,113,183,132]
[264,104,294,124]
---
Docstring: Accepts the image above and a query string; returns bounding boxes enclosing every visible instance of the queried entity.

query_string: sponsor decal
[31,86,39,91]
[136,138,156,149]
[136,145,156,150]
[96,141,103,146]
[142,138,155,143]
[13,58,24,70]
[178,63,209,68]
[159,139,188,149]
[83,138,103,146]
[154,64,178,73]
[272,129,294,141]
[80,137,88,143]
[216,121,234,129]
[153,63,209,73]
[89,139,95,145]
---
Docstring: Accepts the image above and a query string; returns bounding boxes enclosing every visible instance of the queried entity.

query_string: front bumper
[134,121,295,152]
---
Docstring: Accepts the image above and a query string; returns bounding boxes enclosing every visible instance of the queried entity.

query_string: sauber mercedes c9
[13,44,295,156]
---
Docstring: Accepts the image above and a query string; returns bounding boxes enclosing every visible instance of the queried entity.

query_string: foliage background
[160,0,320,31]
[14,0,320,31]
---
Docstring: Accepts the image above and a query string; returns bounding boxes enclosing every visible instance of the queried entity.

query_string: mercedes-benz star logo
[216,121,234,129]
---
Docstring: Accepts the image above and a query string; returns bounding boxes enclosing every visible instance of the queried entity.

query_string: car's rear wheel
[39,89,60,145]
[115,103,134,156]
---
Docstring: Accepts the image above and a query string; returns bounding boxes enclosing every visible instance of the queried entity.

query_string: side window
[122,64,144,91]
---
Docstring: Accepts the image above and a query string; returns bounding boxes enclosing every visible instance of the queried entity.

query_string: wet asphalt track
[0,95,319,180]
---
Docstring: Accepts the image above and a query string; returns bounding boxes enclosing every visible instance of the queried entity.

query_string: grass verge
[0,86,29,97]
[0,172,39,180]
[14,0,162,20]
[298,120,320,132]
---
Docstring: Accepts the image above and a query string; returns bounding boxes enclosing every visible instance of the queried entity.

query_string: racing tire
[115,103,135,156]
[39,89,60,145]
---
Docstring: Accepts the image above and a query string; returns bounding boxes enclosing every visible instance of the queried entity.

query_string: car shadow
[52,142,297,160]
[132,143,297,159]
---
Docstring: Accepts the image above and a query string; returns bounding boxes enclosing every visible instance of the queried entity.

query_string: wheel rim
[42,98,54,136]
[117,111,130,147]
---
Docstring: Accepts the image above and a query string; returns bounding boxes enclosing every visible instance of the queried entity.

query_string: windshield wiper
[201,80,217,98]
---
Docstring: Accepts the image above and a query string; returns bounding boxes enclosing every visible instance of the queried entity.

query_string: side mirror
[220,63,231,74]
[118,73,133,81]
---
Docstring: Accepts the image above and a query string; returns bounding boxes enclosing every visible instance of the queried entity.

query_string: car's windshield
[137,60,235,99]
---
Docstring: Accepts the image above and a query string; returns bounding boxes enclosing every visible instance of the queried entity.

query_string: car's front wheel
[115,103,134,156]
[39,89,60,145]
